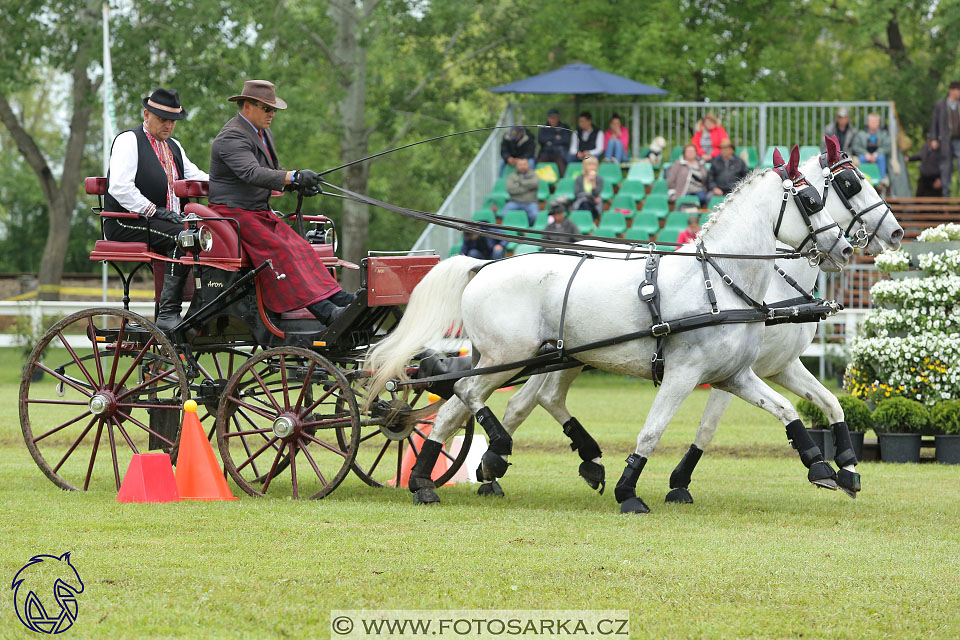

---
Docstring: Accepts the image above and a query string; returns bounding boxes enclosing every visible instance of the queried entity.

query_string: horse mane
[697,167,769,241]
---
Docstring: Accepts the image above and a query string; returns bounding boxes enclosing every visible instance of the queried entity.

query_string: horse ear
[772,148,785,167]
[825,135,840,165]
[786,145,801,178]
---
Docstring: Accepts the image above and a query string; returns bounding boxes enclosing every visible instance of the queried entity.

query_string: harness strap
[773,263,815,300]
[638,252,666,385]
[696,243,720,315]
[697,242,769,312]
[557,254,591,351]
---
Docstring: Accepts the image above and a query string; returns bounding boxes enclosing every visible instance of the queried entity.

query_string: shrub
[872,397,930,434]
[930,400,960,435]
[837,394,874,432]
[796,399,827,428]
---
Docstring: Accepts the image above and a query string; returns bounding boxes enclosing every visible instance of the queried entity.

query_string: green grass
[1,351,958,639]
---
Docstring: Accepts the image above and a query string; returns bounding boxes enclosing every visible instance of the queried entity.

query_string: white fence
[0,300,154,348]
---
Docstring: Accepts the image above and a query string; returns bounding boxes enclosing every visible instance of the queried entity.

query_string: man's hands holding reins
[291,169,322,197]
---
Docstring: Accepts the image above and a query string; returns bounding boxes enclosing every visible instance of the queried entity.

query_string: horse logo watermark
[11,552,84,634]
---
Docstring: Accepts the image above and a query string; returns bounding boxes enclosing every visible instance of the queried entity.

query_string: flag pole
[101,3,117,302]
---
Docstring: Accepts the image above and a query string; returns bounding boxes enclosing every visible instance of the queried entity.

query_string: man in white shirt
[103,88,208,330]
[567,111,604,164]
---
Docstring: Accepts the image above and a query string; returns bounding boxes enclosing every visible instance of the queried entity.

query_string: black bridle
[771,164,846,268]
[818,151,892,250]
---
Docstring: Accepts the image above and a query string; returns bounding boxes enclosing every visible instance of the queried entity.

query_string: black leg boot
[409,439,442,505]
[665,444,703,504]
[562,417,605,494]
[155,263,190,332]
[831,421,861,498]
[785,419,838,490]
[327,289,356,306]
[307,298,345,326]
[615,454,650,514]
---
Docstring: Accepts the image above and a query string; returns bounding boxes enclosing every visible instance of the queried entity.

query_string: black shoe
[155,268,188,332]
[327,290,356,306]
[307,299,346,325]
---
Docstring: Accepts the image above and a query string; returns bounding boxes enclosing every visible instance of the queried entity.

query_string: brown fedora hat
[228,80,287,110]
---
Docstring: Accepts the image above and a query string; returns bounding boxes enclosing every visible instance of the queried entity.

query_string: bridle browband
[770,164,845,268]
[818,151,892,250]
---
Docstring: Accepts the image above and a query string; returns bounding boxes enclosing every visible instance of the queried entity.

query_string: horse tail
[363,255,485,407]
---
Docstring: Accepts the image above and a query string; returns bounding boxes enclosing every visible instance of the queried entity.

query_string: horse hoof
[837,469,860,498]
[481,450,510,479]
[412,487,440,505]
[665,487,694,504]
[477,480,504,498]
[619,496,651,514]
[578,460,605,494]
[808,461,838,490]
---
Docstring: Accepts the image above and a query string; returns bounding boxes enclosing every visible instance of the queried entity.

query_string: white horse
[496,140,903,502]
[365,145,854,513]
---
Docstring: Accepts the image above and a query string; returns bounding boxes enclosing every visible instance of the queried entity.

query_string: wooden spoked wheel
[216,347,360,499]
[20,308,188,492]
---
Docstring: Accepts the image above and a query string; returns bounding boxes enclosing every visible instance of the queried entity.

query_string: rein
[770,164,845,268]
[818,151,892,250]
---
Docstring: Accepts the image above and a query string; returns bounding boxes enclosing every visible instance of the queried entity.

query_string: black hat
[142,88,187,120]
[547,108,560,116]
[950,81,960,91]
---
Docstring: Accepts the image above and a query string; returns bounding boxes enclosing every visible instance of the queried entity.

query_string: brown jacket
[209,115,288,210]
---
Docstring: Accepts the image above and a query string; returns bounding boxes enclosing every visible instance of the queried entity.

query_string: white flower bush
[847,335,960,404]
[917,222,960,242]
[874,249,911,273]
[870,275,960,309]
[918,249,960,275]
[862,307,960,338]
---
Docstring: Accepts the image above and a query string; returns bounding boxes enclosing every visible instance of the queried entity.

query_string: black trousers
[103,216,181,256]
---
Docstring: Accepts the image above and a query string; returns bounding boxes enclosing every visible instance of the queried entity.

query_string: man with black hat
[105,87,208,331]
[537,109,571,177]
[500,125,536,176]
[929,81,960,195]
[208,79,352,326]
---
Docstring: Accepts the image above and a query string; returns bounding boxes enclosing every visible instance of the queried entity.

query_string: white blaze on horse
[496,137,903,502]
[364,144,855,513]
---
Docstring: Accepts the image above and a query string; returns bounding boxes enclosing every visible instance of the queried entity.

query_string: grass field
[1,347,958,639]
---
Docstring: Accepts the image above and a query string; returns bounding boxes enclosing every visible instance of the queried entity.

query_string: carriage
[19,178,474,499]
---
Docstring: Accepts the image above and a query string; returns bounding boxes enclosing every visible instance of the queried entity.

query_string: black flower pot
[878,433,922,463]
[849,431,865,461]
[807,429,835,461]
[934,435,960,465]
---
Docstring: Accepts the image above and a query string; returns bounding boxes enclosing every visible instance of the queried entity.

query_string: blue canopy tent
[490,62,667,99]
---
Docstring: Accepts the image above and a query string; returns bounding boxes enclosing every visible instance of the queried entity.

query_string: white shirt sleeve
[170,138,209,181]
[589,131,604,157]
[569,132,580,156]
[107,130,152,214]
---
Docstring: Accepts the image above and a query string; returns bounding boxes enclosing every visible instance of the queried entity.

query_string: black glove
[292,169,320,190]
[300,183,322,197]
[152,207,184,224]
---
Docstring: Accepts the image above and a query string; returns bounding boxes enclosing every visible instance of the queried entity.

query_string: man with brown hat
[208,80,352,325]
[929,81,960,195]
[104,87,208,331]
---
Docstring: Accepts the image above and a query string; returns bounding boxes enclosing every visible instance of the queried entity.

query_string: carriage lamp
[177,214,214,258]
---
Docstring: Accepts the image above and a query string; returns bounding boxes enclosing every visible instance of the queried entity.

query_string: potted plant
[837,394,873,460]
[874,249,919,279]
[796,399,834,461]
[901,223,960,262]
[930,400,960,465]
[872,397,929,463]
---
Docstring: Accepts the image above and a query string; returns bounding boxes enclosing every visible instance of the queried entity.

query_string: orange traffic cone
[389,421,453,488]
[117,453,180,503]
[174,400,237,501]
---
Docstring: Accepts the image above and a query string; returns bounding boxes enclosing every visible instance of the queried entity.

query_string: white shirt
[107,128,208,215]
[568,127,604,158]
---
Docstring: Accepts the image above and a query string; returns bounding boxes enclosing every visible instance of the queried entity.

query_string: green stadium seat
[708,194,726,209]
[674,194,702,210]
[471,209,497,224]
[513,244,542,255]
[669,145,684,164]
[650,180,668,196]
[655,227,681,249]
[569,210,596,235]
[610,193,638,217]
[599,162,623,186]
[537,181,552,202]
[625,222,658,242]
[449,242,462,257]
[642,194,670,219]
[597,211,627,236]
[664,212,695,229]
[553,177,576,201]
[799,145,820,162]
[742,146,759,170]
[600,181,615,202]
[501,164,516,178]
[482,194,506,212]
[618,180,647,201]
[500,209,531,229]
[761,146,789,169]
[536,162,560,184]
[491,177,509,200]
[565,162,582,179]
[859,162,882,186]
[532,209,551,230]
[626,162,656,186]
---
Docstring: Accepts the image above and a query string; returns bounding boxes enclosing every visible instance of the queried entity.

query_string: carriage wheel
[20,308,188,492]
[336,366,474,489]
[217,347,360,499]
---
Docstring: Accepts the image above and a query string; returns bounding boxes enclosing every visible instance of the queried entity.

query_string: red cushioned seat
[85,176,107,195]
[184,203,248,264]
[279,308,314,320]
[94,240,148,253]
[174,180,209,198]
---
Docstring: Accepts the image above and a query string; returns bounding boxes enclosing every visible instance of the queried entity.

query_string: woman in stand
[572,156,604,223]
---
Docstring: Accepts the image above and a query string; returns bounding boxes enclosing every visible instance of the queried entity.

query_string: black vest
[576,127,600,153]
[104,127,185,213]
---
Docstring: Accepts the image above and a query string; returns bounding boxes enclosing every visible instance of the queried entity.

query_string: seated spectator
[676,215,701,245]
[852,113,891,185]
[572,156,604,222]
[908,138,943,197]
[543,198,578,243]
[603,113,630,164]
[707,139,748,196]
[500,126,536,176]
[667,144,709,207]
[568,111,604,163]
[823,107,857,154]
[460,231,504,259]
[645,136,667,165]
[692,113,729,160]
[502,157,541,225]
[537,109,572,177]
